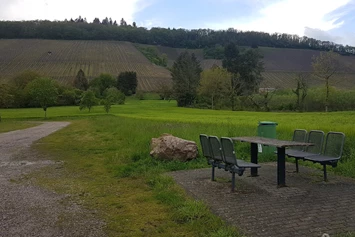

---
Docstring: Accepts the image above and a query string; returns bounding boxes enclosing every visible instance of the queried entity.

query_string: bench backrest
[208,136,224,162]
[199,134,212,159]
[305,130,324,154]
[220,137,239,166]
[292,129,307,151]
[323,132,345,159]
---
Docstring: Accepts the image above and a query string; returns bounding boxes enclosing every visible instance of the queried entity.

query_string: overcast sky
[0,0,354,46]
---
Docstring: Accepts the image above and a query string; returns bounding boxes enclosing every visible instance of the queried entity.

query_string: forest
[1,17,354,56]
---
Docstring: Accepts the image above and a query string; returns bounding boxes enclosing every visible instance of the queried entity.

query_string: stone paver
[169,163,355,237]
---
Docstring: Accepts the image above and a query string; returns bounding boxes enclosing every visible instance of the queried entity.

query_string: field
[2,100,355,236]
[1,39,355,91]
[0,39,171,91]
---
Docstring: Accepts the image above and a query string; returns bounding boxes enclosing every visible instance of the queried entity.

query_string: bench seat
[304,155,340,165]
[286,150,318,158]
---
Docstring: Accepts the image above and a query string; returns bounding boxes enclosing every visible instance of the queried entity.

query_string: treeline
[0,70,138,116]
[1,19,354,55]
[165,43,355,112]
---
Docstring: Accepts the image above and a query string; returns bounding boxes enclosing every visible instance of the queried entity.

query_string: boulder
[150,134,198,161]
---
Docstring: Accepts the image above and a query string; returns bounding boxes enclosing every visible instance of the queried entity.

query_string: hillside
[154,46,355,90]
[0,39,171,91]
[1,39,355,91]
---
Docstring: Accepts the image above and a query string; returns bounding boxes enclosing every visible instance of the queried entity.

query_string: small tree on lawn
[292,73,309,112]
[312,51,341,112]
[25,77,58,118]
[101,87,125,113]
[102,99,111,113]
[80,90,97,112]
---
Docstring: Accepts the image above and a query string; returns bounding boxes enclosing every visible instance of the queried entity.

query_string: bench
[199,134,225,181]
[286,130,324,172]
[220,137,261,192]
[303,132,345,182]
[200,134,260,192]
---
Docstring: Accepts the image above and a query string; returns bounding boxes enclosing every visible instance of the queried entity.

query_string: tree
[120,18,127,26]
[25,77,58,118]
[0,84,14,108]
[222,43,264,110]
[79,90,97,112]
[198,67,231,109]
[12,70,41,90]
[102,17,109,25]
[238,48,264,95]
[89,73,116,97]
[157,83,173,101]
[117,71,137,95]
[222,43,240,110]
[93,18,100,24]
[102,99,112,113]
[104,87,125,104]
[292,73,309,112]
[74,69,89,91]
[312,51,341,112]
[171,51,202,107]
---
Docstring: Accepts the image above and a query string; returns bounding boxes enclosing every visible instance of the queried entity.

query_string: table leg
[277,147,286,187]
[250,143,258,176]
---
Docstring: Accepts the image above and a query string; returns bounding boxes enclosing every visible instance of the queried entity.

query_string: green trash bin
[257,121,278,154]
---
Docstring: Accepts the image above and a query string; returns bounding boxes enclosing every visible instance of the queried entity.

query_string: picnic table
[231,136,313,187]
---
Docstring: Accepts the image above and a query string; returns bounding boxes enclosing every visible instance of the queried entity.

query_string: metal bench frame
[220,137,261,192]
[200,134,223,181]
[303,132,345,182]
[287,130,324,172]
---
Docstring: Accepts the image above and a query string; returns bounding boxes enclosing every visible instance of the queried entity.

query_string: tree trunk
[231,77,235,111]
[211,95,214,110]
[325,77,329,112]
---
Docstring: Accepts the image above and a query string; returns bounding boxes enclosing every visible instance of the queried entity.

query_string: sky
[0,0,354,46]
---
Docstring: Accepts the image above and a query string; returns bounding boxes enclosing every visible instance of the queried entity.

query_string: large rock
[150,134,198,161]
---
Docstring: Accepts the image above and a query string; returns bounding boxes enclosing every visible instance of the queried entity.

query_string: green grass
[2,99,355,236]
[0,120,39,133]
[30,116,244,236]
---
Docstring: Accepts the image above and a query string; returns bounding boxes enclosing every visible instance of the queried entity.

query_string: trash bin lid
[258,121,278,125]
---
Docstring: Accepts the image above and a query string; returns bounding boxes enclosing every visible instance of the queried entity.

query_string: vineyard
[1,39,355,92]
[0,39,172,91]
[154,45,355,90]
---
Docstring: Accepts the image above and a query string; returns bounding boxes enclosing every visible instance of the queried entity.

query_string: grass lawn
[1,99,355,236]
[0,120,40,133]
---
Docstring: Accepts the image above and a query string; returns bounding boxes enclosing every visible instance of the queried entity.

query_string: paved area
[169,163,355,237]
[0,122,105,237]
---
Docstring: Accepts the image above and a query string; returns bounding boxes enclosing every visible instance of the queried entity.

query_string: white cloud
[139,19,162,29]
[0,0,149,23]
[207,0,351,36]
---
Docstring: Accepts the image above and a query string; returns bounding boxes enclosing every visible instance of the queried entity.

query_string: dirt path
[0,122,106,237]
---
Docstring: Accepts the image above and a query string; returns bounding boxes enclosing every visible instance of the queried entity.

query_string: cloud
[207,0,351,36]
[0,0,150,23]
[139,19,162,28]
[304,27,343,43]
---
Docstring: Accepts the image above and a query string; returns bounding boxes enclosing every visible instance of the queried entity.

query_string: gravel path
[0,122,106,237]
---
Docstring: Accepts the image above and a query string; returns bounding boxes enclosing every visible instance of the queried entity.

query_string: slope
[0,39,171,92]
[154,46,355,90]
